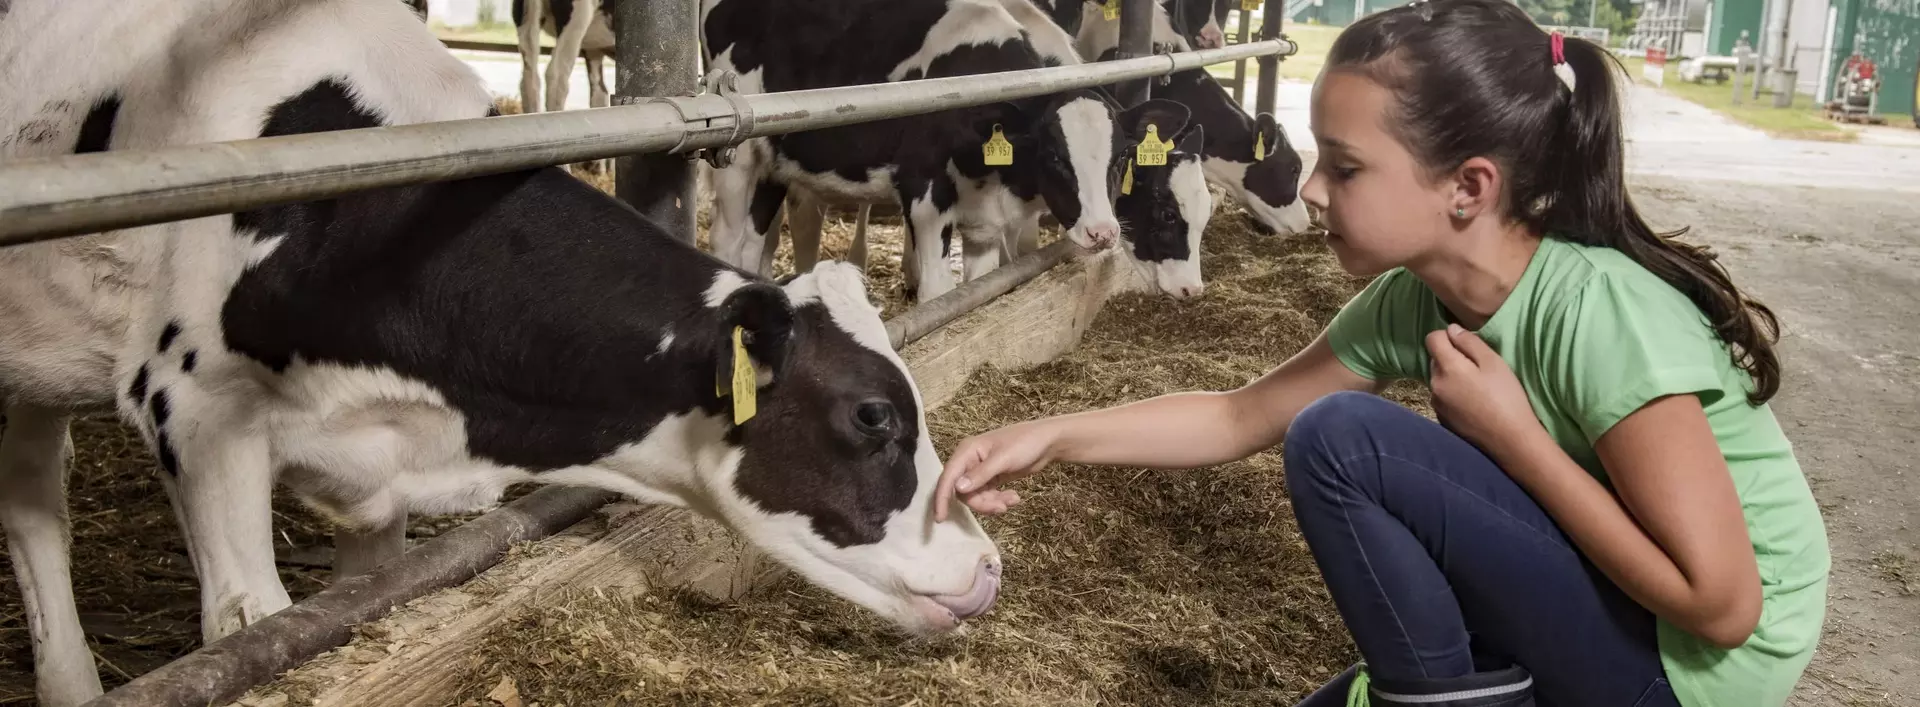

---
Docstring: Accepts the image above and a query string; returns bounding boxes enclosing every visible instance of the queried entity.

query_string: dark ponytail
[1328,0,1782,405]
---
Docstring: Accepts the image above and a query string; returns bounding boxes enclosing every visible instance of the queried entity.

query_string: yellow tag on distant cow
[1103,0,1120,20]
[1121,158,1135,195]
[730,326,757,424]
[1242,0,1262,11]
[1255,131,1266,161]
[983,124,1014,166]
[1136,124,1170,166]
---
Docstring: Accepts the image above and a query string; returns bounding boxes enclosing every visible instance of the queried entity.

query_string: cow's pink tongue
[929,560,1002,619]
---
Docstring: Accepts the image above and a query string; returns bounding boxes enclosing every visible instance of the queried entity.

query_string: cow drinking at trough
[701,0,1198,303]
[0,1,1002,705]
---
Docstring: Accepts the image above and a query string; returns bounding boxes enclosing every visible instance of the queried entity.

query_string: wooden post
[613,0,699,244]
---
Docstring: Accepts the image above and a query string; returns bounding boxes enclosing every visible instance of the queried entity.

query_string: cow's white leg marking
[517,0,546,112]
[708,146,767,273]
[906,187,956,302]
[584,52,609,109]
[544,0,598,112]
[0,404,101,707]
[172,423,290,642]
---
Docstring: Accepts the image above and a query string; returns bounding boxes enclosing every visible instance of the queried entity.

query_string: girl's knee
[1284,391,1399,496]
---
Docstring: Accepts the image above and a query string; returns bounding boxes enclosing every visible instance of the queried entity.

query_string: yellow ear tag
[1255,131,1266,161]
[1103,0,1120,19]
[1242,0,1262,11]
[730,326,757,425]
[1136,124,1170,166]
[983,123,1013,166]
[1120,158,1135,195]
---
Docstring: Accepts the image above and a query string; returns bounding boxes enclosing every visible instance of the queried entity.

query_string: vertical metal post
[1231,5,1251,103]
[614,0,698,244]
[1254,0,1280,117]
[1117,0,1155,105]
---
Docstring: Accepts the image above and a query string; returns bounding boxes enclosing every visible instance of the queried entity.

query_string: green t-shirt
[1324,235,1829,707]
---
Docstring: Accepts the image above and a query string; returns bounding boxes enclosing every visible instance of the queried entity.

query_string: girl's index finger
[933,440,985,522]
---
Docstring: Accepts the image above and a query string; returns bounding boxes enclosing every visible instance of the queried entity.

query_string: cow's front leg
[154,394,290,643]
[0,404,102,707]
[516,0,545,113]
[544,0,599,112]
[901,180,957,302]
[785,190,826,274]
[708,150,783,275]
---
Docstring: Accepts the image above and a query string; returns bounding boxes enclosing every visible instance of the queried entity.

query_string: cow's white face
[1117,126,1211,299]
[670,261,1002,636]
[1035,92,1123,251]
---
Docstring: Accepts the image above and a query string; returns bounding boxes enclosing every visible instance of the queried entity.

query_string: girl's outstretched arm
[933,329,1379,521]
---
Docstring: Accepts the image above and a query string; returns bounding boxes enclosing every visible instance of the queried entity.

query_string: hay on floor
[450,192,1437,707]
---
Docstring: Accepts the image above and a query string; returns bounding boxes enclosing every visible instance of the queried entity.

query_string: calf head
[677,261,1001,636]
[1116,124,1210,299]
[985,90,1190,253]
[1225,112,1311,235]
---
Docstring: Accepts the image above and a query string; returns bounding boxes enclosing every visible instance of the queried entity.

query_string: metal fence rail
[0,40,1295,247]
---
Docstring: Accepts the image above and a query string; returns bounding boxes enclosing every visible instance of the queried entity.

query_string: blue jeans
[1284,391,1681,707]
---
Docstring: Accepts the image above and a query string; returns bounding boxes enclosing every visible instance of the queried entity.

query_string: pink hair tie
[1550,31,1576,93]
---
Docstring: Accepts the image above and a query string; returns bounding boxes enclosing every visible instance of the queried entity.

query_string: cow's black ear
[1175,123,1205,155]
[1118,98,1191,142]
[715,281,796,391]
[1254,112,1283,160]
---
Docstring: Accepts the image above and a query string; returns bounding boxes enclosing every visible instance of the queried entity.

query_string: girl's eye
[1333,166,1359,180]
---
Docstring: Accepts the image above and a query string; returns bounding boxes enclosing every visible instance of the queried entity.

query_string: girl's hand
[1425,323,1549,461]
[933,420,1062,522]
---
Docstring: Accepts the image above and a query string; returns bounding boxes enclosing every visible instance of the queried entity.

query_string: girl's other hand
[934,420,1063,522]
[1425,323,1549,461]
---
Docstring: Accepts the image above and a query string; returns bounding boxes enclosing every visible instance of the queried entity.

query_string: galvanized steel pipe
[0,40,1295,247]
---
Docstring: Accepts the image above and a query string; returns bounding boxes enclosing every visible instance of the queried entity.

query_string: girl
[930,1,1830,705]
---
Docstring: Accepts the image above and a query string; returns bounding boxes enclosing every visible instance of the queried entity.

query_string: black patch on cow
[73,94,120,154]
[232,79,381,243]
[749,180,787,237]
[181,350,199,373]
[128,363,150,404]
[149,388,172,428]
[157,320,182,353]
[940,222,954,259]
[155,431,180,477]
[729,306,921,547]
[511,0,576,36]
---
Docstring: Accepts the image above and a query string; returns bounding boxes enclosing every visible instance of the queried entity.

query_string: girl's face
[1300,70,1458,277]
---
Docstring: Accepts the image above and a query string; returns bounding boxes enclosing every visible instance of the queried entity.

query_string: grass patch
[1619,56,1855,142]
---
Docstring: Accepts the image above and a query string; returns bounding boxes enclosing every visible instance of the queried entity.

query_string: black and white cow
[763,0,1216,300]
[701,0,1199,303]
[1075,0,1312,236]
[1,1,1001,705]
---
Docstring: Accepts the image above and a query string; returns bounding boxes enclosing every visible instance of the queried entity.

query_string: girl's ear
[1451,156,1502,219]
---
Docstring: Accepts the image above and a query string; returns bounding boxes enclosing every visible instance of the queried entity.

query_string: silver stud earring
[1454,208,1466,218]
